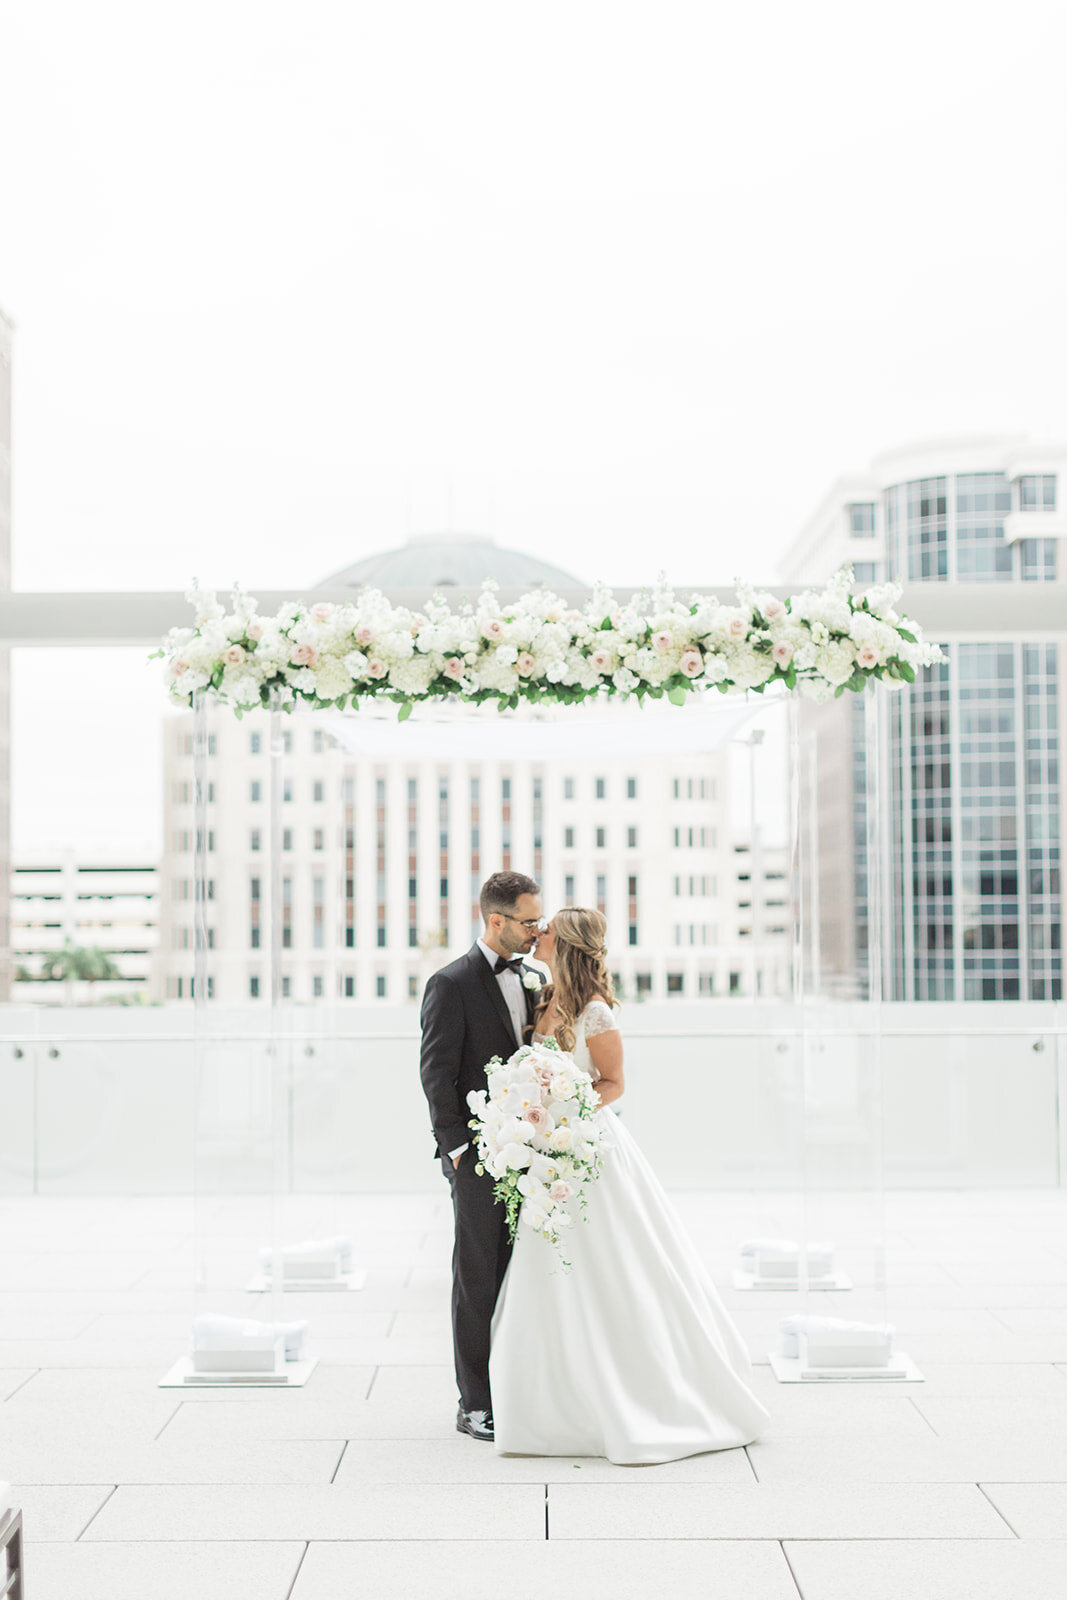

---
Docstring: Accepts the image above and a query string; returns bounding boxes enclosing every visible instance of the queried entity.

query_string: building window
[628,872,638,946]
[344,975,355,998]
[626,776,637,799]
[636,972,652,995]
[313,974,324,998]
[282,778,293,802]
[313,876,324,950]
[595,827,606,849]
[313,729,326,753]
[1019,473,1056,510]
[376,775,387,948]
[595,777,606,800]
[699,973,715,995]
[501,773,512,868]
[563,776,575,800]
[596,874,607,912]
[564,874,575,901]
[729,970,741,994]
[281,975,291,998]
[376,974,387,999]
[313,829,324,851]
[849,502,876,535]
[250,780,261,803]
[282,877,292,949]
[313,780,324,803]
[250,731,261,755]
[408,974,419,999]
[282,828,292,852]
[249,974,260,998]
[470,775,481,939]
[564,826,575,849]
[627,826,638,848]
[439,775,450,944]
[250,829,261,852]
[667,973,684,995]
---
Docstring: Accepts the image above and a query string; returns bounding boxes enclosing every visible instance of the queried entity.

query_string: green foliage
[41,941,122,985]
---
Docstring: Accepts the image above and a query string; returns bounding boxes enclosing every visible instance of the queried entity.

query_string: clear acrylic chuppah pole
[160,687,316,1385]
[768,683,921,1381]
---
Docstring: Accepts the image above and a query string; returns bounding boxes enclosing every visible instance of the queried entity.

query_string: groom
[419,870,547,1441]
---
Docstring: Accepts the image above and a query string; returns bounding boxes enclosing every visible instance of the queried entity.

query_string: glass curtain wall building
[782,438,1064,1001]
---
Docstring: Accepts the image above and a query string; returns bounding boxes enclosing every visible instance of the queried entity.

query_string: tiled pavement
[1,1188,1066,1599]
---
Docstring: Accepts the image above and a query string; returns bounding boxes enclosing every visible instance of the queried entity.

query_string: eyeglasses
[501,914,549,931]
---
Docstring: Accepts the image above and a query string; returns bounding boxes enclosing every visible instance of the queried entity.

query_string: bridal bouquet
[466,1041,611,1269]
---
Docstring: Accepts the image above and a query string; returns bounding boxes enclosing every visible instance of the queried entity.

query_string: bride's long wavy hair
[531,906,617,1054]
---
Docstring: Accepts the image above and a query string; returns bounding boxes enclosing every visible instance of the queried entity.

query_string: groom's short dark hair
[480,871,541,922]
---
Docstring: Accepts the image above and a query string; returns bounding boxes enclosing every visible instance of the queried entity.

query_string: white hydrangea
[815,641,857,685]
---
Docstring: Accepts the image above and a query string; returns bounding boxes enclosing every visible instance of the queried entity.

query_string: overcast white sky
[4,0,1066,856]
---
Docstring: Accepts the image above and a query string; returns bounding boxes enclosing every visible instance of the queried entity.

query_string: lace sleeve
[582,999,619,1038]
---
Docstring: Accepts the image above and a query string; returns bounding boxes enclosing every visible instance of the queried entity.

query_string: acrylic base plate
[768,1350,924,1383]
[158,1355,319,1388]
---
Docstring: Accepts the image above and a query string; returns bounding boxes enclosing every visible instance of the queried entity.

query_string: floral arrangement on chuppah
[465,1041,611,1270]
[149,568,945,719]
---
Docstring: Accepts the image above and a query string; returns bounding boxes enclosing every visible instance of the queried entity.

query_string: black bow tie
[494,956,525,976]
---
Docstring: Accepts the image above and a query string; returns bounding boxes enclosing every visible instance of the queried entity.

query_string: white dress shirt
[448,939,527,1161]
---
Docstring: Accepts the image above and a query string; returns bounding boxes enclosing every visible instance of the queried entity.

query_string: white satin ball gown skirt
[487,1105,772,1465]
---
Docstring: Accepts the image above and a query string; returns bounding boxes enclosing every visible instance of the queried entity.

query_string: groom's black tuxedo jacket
[419,945,546,1160]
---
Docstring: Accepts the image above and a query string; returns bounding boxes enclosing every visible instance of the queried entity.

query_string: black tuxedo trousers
[419,945,543,1413]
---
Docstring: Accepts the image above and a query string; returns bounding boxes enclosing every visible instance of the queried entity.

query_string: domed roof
[316,533,584,593]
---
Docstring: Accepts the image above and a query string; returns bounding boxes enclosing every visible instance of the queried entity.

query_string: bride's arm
[585,1027,624,1108]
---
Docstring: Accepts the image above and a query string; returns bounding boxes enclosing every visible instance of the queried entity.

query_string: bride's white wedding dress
[488,1000,771,1464]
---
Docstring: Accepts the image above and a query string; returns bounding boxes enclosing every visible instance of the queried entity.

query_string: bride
[488,906,771,1465]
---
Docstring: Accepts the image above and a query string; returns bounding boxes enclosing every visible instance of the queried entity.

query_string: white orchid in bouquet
[149,568,945,720]
[466,1040,612,1270]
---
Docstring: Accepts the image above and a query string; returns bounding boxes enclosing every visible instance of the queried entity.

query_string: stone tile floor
[1,1187,1066,1599]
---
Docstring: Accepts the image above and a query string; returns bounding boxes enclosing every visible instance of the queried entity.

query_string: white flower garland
[149,568,945,718]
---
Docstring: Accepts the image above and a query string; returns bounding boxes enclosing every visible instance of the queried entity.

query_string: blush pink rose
[772,641,794,666]
[591,648,611,672]
[355,626,374,646]
[443,657,464,680]
[549,1180,573,1201]
[245,621,264,641]
[516,651,536,676]
[727,615,748,640]
[367,658,388,679]
[522,1104,549,1130]
[223,644,246,666]
[290,643,316,667]
[652,630,673,654]
[310,602,335,623]
[857,643,879,669]
[763,597,786,621]
[171,659,188,676]
[679,648,703,677]
[482,618,505,641]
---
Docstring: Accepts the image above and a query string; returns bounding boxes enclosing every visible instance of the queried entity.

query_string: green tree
[42,941,122,988]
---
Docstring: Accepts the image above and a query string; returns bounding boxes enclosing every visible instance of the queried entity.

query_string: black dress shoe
[456,1406,494,1441]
